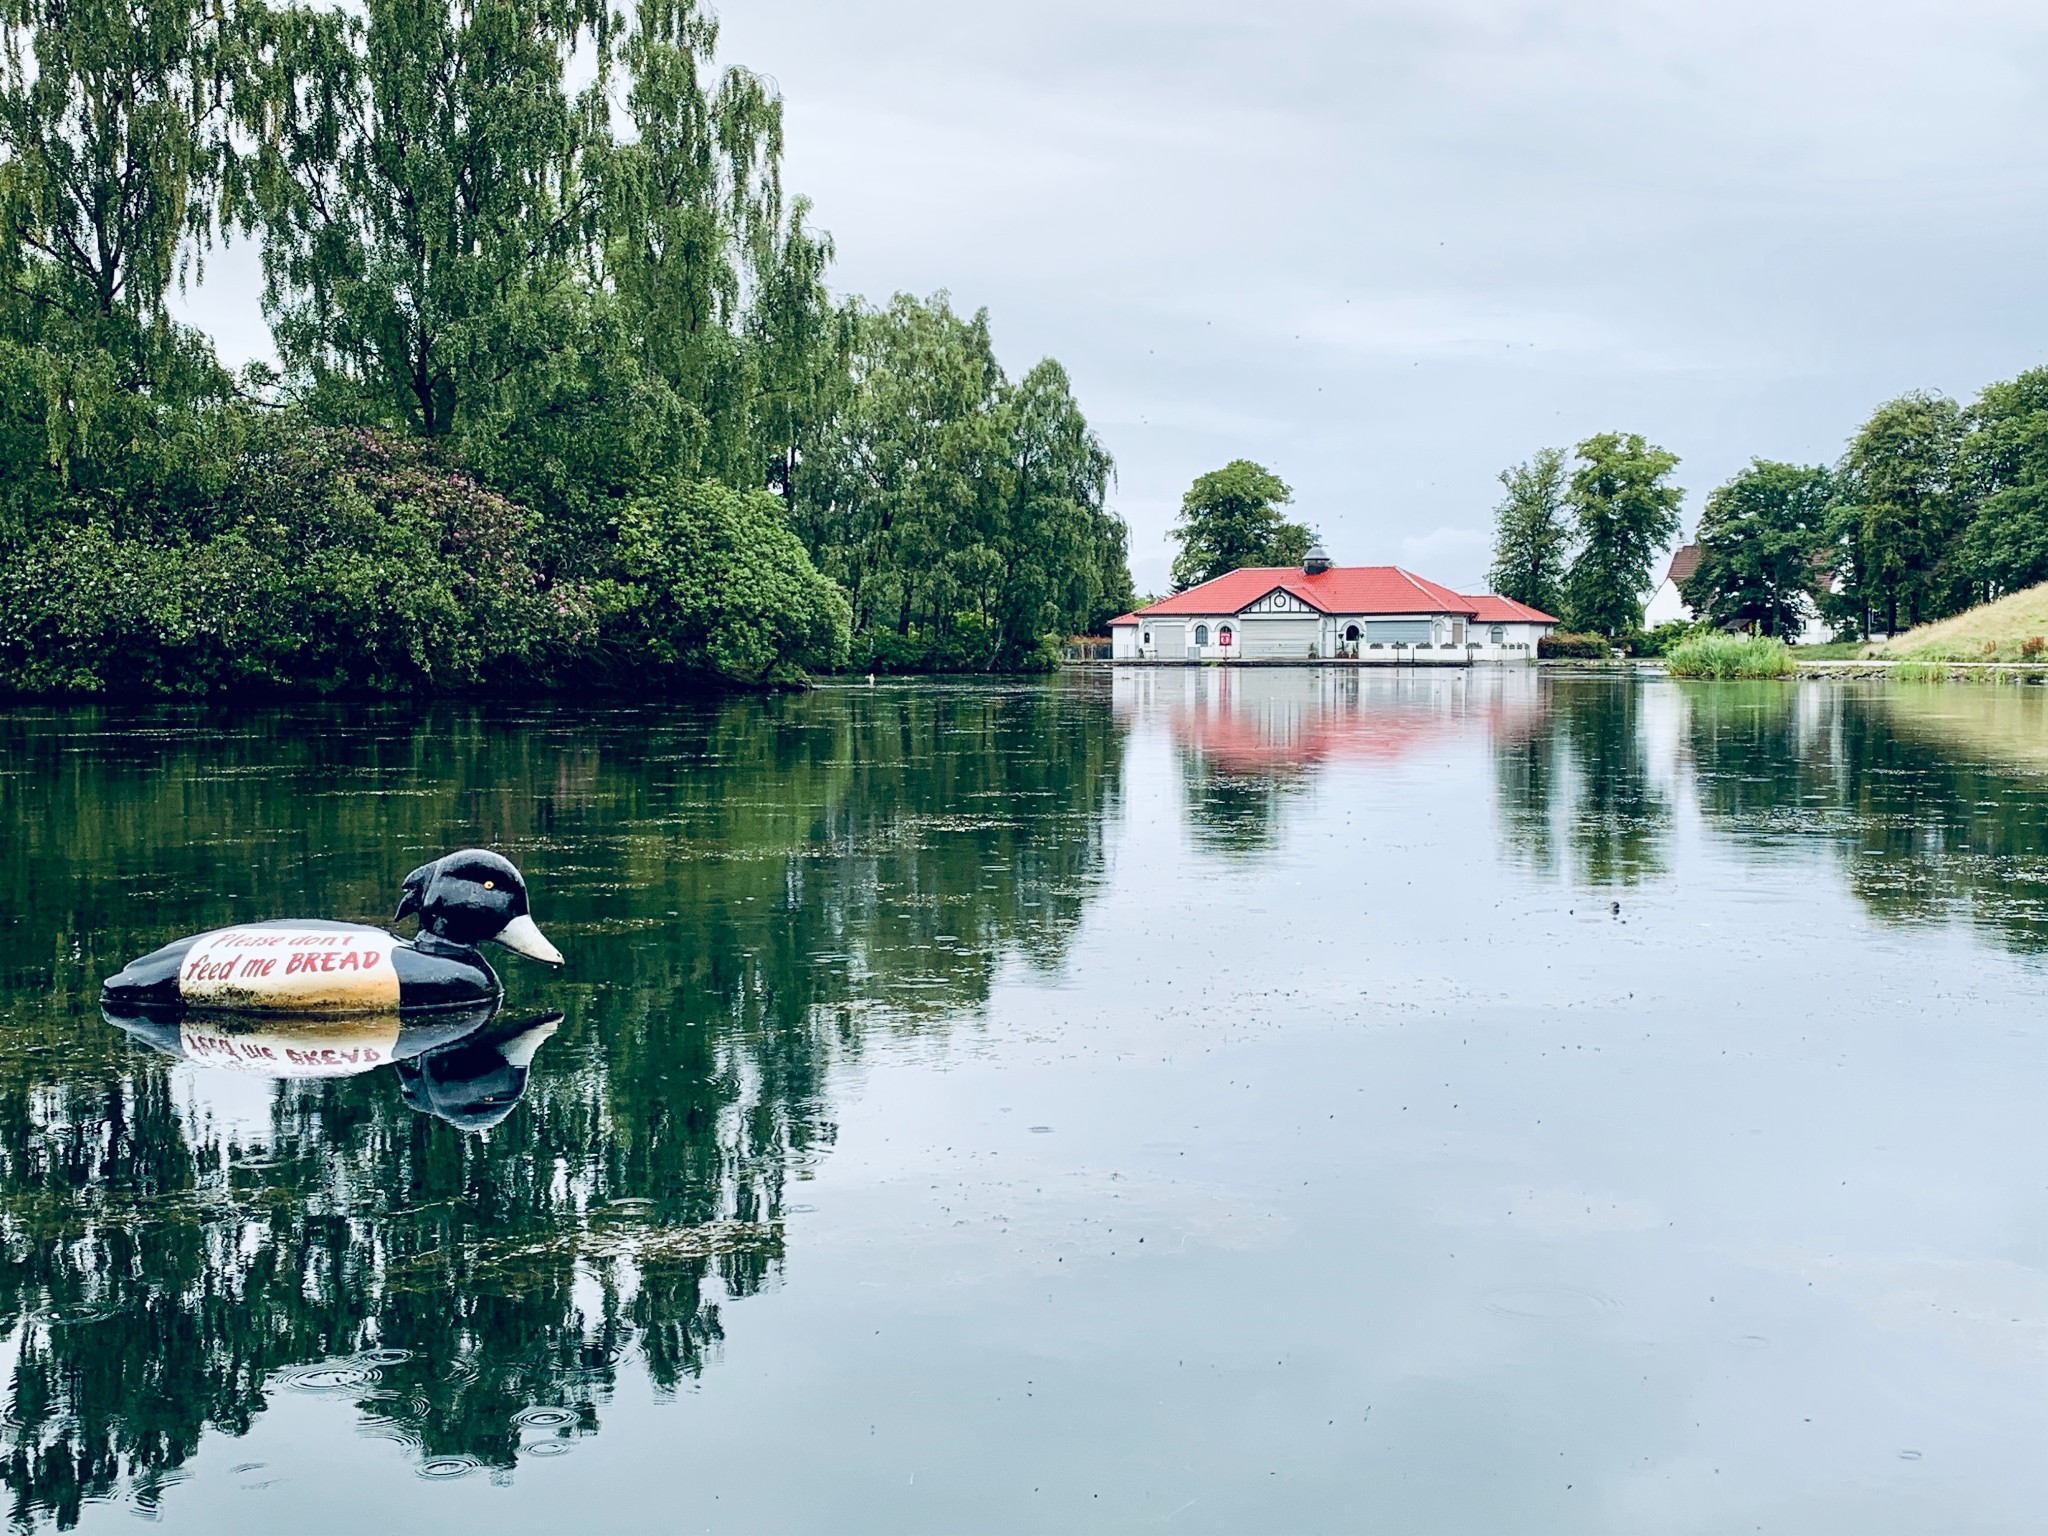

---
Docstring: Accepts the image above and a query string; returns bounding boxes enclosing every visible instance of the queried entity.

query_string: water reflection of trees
[0,682,1125,1526]
[1492,676,1672,885]
[1681,681,2048,950]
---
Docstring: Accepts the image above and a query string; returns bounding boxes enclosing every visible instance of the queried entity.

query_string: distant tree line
[0,0,1133,694]
[1489,368,2048,642]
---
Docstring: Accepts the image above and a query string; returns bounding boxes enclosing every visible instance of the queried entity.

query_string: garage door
[1151,622,1186,658]
[1240,619,1320,658]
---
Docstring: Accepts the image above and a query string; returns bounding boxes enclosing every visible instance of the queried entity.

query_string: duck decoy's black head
[394,850,564,966]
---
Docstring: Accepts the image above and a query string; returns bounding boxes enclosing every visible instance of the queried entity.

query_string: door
[1239,618,1319,658]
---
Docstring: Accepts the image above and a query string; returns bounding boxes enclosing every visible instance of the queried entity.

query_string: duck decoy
[100,849,563,1016]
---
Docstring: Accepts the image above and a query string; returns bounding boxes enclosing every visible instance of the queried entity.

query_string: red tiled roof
[1463,594,1559,624]
[1109,612,1142,626]
[1135,566,1478,618]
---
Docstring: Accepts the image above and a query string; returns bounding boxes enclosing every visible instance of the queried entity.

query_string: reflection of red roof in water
[1178,704,1440,773]
[1132,566,1477,618]
[1170,679,1545,773]
[1171,692,1458,774]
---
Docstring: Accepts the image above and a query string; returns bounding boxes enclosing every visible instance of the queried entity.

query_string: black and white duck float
[99,850,566,1130]
[101,849,563,1016]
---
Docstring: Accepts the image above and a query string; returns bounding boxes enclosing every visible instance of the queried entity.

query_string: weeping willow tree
[0,0,1128,690]
[0,0,258,532]
[795,293,1133,670]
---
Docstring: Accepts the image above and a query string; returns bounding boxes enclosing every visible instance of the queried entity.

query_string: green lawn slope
[1877,581,2048,660]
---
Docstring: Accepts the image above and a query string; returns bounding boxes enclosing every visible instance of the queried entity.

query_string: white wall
[1644,578,1691,629]
[1113,614,1551,662]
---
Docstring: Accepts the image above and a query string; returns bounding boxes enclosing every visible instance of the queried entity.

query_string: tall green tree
[981,359,1125,656]
[0,0,253,516]
[1487,447,1571,614]
[796,293,1005,642]
[596,0,790,487]
[790,293,1128,667]
[1957,367,2048,599]
[1825,392,1966,636]
[1168,459,1311,591]
[1562,432,1682,636]
[254,0,609,439]
[1681,460,1831,636]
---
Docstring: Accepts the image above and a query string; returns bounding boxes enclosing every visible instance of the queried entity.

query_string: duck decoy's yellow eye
[483,880,495,889]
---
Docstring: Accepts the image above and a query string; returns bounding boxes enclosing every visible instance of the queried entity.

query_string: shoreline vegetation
[1663,633,1795,679]
[1489,366,2048,671]
[0,0,1135,699]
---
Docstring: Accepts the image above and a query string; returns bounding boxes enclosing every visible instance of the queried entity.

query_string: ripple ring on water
[522,1440,574,1457]
[279,1364,380,1392]
[417,1455,483,1480]
[514,1406,577,1430]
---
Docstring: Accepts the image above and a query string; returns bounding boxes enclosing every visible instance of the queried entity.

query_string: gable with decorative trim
[1239,588,1314,615]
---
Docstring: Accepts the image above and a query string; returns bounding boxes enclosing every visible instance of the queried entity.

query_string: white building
[1642,544,1701,630]
[1110,548,1557,664]
[1643,543,1836,643]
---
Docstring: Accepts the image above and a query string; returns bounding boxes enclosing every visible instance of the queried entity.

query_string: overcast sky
[180,0,2048,597]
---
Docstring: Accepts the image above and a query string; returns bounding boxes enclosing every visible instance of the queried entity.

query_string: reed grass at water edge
[1664,633,1796,679]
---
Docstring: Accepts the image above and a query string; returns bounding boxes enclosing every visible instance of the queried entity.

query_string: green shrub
[0,422,851,695]
[606,479,851,686]
[0,424,579,694]
[1539,630,1613,659]
[1634,621,1706,658]
[1890,659,1953,683]
[1664,632,1795,679]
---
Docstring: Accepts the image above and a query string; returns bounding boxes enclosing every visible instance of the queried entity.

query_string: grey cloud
[179,0,2048,595]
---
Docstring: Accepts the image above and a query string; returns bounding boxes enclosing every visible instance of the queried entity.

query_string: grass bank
[1875,580,2048,662]
[1664,633,1795,679]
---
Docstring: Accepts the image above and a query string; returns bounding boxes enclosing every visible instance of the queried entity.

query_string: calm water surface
[5,670,2048,1533]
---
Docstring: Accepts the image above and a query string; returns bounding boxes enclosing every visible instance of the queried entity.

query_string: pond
[4,669,2048,1534]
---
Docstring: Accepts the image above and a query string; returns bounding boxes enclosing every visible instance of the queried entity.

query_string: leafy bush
[0,422,850,695]
[1538,630,1613,659]
[1663,633,1795,679]
[0,424,579,694]
[1632,621,1706,658]
[605,480,850,686]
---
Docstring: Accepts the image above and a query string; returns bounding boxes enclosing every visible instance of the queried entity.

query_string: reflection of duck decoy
[102,998,499,1079]
[102,995,563,1130]
[100,850,563,1016]
[395,1012,562,1132]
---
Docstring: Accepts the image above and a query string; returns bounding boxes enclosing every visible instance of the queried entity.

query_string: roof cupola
[1302,542,1332,575]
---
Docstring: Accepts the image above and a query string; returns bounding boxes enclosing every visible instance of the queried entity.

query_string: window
[1451,619,1466,646]
[1344,624,1361,643]
[1194,624,1209,646]
[1489,625,1505,644]
[1366,619,1431,645]
[1218,626,1233,646]
[1142,631,1152,646]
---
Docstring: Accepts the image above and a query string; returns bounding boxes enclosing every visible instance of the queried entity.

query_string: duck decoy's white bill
[494,914,564,966]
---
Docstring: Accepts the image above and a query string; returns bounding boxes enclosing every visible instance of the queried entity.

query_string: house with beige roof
[1110,546,1556,664]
